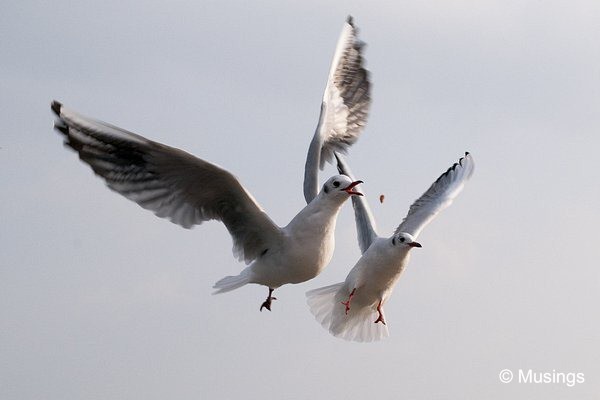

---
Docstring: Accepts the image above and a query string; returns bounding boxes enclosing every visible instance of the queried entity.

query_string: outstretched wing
[304,16,371,203]
[335,153,378,253]
[51,101,283,264]
[395,153,474,239]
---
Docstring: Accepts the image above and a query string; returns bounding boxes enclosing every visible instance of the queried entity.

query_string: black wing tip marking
[460,151,474,166]
[334,152,342,164]
[54,121,69,136]
[334,152,344,174]
[52,100,69,138]
[434,152,472,183]
[51,100,69,137]
[346,15,354,26]
[459,152,471,166]
[51,100,62,116]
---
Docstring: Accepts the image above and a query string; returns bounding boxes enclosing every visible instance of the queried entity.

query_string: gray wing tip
[51,100,62,116]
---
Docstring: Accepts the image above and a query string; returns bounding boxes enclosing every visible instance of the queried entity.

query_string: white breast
[251,200,341,288]
[344,238,411,307]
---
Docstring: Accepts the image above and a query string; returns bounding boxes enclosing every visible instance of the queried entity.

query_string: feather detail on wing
[335,153,378,253]
[395,152,474,239]
[51,101,283,264]
[304,16,371,203]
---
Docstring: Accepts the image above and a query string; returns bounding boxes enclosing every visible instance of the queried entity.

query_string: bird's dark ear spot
[323,185,329,194]
[260,248,269,257]
[392,237,396,246]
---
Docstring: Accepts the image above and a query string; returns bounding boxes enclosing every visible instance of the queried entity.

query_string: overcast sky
[2,1,599,399]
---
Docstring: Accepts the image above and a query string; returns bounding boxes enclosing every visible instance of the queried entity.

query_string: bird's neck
[313,192,347,214]
[287,195,344,232]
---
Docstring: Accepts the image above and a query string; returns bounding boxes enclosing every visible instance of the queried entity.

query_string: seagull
[216,15,370,309]
[50,102,363,311]
[306,152,474,341]
[50,17,370,311]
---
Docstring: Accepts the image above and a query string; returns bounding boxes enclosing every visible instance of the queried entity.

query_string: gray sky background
[2,1,599,399]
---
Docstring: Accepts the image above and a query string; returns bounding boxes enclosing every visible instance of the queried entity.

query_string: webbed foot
[260,288,277,312]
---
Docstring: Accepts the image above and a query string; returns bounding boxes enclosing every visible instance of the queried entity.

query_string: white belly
[251,216,336,288]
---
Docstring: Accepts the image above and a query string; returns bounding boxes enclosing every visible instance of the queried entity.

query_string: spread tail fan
[306,284,389,342]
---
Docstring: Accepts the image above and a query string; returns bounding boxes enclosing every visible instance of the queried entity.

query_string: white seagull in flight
[50,16,370,311]
[307,152,474,341]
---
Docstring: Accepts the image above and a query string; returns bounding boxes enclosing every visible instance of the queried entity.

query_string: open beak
[408,242,422,248]
[342,180,364,196]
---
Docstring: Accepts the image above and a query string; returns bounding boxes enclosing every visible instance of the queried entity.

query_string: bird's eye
[400,237,405,243]
[333,181,340,188]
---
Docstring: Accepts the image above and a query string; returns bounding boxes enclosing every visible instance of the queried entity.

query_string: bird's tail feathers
[213,269,251,294]
[306,284,389,342]
[306,283,345,327]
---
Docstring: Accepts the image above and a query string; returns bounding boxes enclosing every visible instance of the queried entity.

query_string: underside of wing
[304,16,371,203]
[51,101,283,264]
[395,152,474,239]
[335,153,378,253]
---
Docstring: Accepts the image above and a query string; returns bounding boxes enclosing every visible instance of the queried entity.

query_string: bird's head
[321,175,363,199]
[391,232,422,249]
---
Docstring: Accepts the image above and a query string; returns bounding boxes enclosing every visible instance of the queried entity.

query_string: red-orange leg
[340,288,356,315]
[374,300,386,325]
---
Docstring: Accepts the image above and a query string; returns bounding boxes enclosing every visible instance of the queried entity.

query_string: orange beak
[342,180,363,196]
